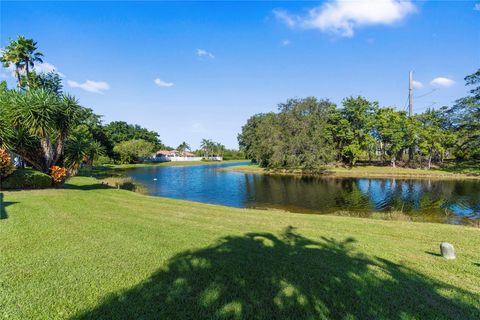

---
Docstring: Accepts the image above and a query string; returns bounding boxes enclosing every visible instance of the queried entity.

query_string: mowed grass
[0,177,479,319]
[226,164,480,179]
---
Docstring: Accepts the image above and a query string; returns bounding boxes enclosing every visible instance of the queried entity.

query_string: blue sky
[1,1,479,149]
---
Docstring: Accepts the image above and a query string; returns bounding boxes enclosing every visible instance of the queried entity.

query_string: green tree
[0,36,44,87]
[274,97,337,170]
[113,139,154,164]
[200,139,213,158]
[177,141,190,155]
[0,89,83,172]
[238,113,279,167]
[335,96,378,165]
[239,98,336,170]
[104,121,163,152]
[27,71,63,95]
[373,108,408,167]
[447,69,480,160]
[416,109,455,169]
[64,125,105,174]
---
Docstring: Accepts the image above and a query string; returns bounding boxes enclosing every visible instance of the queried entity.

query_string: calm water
[125,162,480,225]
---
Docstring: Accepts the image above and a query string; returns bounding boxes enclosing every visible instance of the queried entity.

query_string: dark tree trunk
[40,136,54,172]
[53,133,65,165]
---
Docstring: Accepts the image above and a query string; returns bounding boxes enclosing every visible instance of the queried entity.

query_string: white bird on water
[153,178,158,181]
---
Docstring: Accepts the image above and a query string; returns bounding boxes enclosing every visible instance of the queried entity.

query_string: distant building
[145,150,223,162]
[204,156,224,161]
[148,150,203,162]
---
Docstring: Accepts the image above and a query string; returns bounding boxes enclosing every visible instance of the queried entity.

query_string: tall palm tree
[177,141,190,155]
[200,139,212,158]
[18,36,43,76]
[0,36,44,87]
[215,142,225,157]
[1,41,23,85]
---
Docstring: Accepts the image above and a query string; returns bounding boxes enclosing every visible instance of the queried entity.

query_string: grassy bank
[224,164,480,179]
[0,177,479,319]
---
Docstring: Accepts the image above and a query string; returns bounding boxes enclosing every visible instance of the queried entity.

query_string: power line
[414,89,437,99]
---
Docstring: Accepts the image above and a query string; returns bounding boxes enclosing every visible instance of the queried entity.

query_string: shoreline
[221,164,480,180]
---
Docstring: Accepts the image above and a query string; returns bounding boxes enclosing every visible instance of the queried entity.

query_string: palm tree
[87,141,105,166]
[65,137,104,175]
[215,142,226,157]
[200,139,212,159]
[18,36,43,76]
[64,134,91,175]
[3,89,83,172]
[177,141,190,156]
[0,36,44,87]
[1,40,23,85]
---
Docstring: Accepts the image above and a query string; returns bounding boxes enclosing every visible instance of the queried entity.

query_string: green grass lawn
[226,164,480,179]
[1,177,479,319]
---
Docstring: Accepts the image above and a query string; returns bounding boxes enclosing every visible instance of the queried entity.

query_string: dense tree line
[239,69,480,171]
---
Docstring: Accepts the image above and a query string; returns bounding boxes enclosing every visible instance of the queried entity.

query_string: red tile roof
[156,150,196,157]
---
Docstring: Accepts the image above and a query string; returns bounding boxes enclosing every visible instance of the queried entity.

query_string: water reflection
[125,163,480,225]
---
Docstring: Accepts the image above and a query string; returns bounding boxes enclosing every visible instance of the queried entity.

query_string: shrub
[113,139,154,164]
[94,155,114,166]
[50,166,68,185]
[0,169,52,190]
[102,177,148,194]
[0,149,16,178]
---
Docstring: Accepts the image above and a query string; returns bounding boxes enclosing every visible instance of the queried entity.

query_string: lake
[124,162,480,226]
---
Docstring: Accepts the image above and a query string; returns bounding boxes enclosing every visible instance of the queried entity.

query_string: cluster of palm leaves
[0,88,103,174]
[176,141,191,155]
[0,36,43,88]
[200,139,225,158]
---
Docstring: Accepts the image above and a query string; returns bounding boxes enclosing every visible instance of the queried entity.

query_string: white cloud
[196,49,215,59]
[2,61,64,78]
[474,3,480,11]
[154,78,174,88]
[412,80,423,89]
[33,62,64,77]
[430,77,455,88]
[273,10,297,28]
[281,39,291,46]
[274,0,416,37]
[67,80,110,94]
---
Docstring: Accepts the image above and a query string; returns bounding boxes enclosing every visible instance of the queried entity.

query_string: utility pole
[408,71,414,164]
[408,71,413,117]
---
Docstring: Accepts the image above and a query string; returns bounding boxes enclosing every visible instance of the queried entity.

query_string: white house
[149,150,203,162]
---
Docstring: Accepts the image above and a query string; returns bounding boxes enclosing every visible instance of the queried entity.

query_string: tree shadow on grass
[74,226,479,320]
[77,166,124,180]
[0,192,17,220]
[61,182,111,191]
